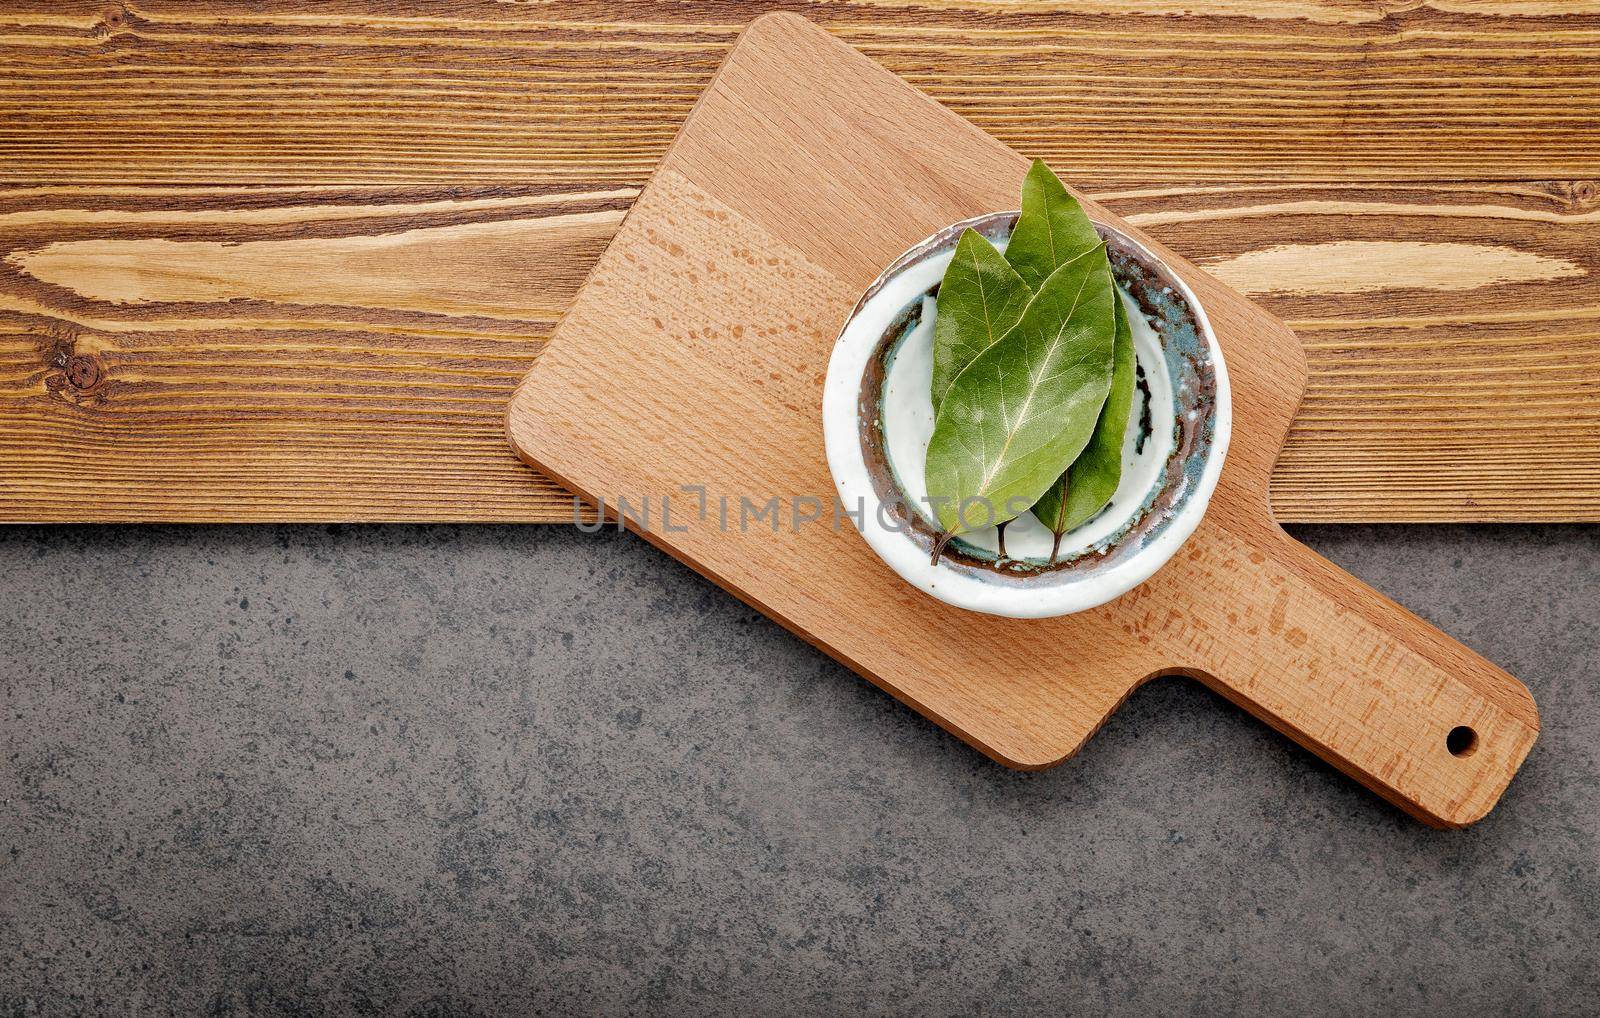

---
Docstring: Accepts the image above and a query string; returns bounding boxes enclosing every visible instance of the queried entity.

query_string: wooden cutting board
[506,13,1539,827]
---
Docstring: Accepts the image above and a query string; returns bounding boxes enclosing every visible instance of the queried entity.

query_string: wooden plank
[3,180,1595,521]
[505,13,1537,826]
[1095,181,1600,521]
[2,2,1597,183]
[0,2,1596,522]
[0,184,625,522]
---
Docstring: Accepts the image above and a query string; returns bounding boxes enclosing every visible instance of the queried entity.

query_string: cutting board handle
[1166,522,1539,828]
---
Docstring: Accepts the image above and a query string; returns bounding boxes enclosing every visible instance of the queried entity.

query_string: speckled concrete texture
[0,523,1596,1016]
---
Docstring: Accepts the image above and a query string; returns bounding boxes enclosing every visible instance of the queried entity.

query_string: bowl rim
[821,210,1232,619]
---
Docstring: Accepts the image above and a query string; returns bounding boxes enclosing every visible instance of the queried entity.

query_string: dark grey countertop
[1,523,1596,1016]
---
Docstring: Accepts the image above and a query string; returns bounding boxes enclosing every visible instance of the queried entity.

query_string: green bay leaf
[1005,160,1103,291]
[1031,286,1138,555]
[931,229,1033,409]
[924,245,1118,538]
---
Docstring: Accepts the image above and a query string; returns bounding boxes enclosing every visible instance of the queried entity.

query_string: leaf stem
[995,521,1009,561]
[930,530,956,566]
[1050,474,1070,565]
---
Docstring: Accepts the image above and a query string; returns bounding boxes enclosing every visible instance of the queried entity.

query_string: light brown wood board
[1,2,1598,522]
[506,13,1540,827]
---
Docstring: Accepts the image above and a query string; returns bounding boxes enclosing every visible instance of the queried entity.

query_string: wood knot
[41,337,110,404]
[96,3,137,38]
[65,354,102,391]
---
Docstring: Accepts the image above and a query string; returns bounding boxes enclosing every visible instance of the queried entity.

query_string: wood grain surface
[507,13,1538,826]
[1,2,1597,521]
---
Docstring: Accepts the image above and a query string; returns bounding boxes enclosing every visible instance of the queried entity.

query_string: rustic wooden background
[1,1,1596,522]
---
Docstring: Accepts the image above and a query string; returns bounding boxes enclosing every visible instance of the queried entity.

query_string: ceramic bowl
[822,211,1231,619]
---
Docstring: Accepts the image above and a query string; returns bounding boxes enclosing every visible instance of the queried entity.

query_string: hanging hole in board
[1447,725,1478,758]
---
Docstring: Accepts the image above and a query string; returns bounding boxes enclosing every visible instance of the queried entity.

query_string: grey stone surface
[0,522,1595,1017]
